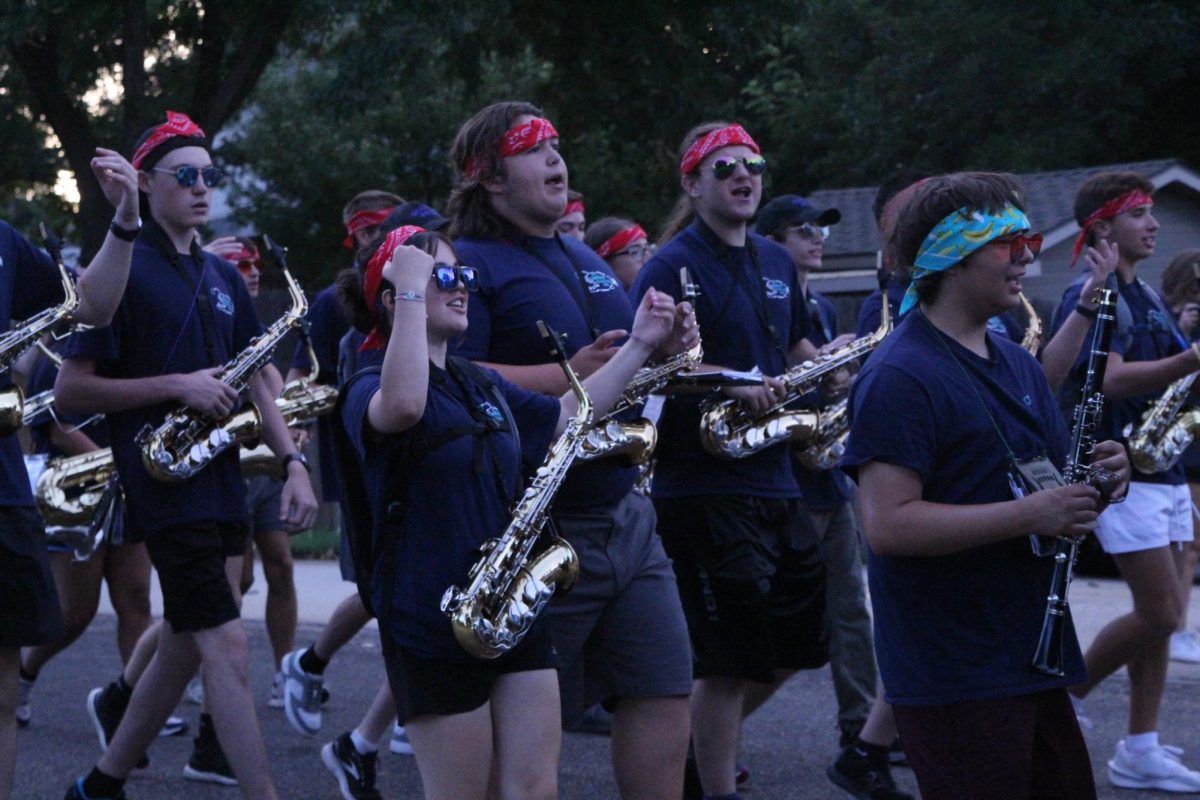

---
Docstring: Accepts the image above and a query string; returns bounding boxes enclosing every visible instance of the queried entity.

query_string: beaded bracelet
[395,291,425,303]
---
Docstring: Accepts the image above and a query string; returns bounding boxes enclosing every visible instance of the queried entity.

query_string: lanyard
[512,233,602,340]
[720,237,788,365]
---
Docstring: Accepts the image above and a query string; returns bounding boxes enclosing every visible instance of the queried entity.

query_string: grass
[290,503,342,559]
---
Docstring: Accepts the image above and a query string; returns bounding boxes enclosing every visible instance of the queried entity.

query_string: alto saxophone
[137,235,307,482]
[1018,292,1043,356]
[795,271,894,471]
[0,225,82,434]
[1124,373,1200,474]
[576,267,702,466]
[441,322,586,659]
[240,359,338,478]
[700,287,892,460]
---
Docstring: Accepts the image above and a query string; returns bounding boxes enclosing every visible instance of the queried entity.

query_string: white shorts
[1094,481,1194,555]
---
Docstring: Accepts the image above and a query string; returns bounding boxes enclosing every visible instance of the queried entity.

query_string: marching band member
[585,217,652,291]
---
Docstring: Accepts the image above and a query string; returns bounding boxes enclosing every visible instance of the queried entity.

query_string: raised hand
[629,288,677,351]
[90,148,139,227]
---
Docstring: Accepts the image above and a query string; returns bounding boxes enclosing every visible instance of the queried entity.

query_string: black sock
[82,767,125,799]
[299,645,328,676]
[18,666,37,683]
[853,737,890,763]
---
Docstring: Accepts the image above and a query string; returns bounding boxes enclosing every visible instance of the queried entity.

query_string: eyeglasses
[711,155,767,181]
[152,164,225,189]
[614,244,649,260]
[790,222,830,241]
[432,264,479,292]
[990,231,1043,263]
[235,260,259,275]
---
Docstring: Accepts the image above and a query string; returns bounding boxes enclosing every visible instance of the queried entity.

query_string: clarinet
[1030,285,1117,676]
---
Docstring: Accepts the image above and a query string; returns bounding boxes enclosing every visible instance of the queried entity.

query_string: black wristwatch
[282,452,311,474]
[109,218,141,242]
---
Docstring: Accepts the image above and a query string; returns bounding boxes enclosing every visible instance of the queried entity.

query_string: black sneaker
[86,685,149,769]
[64,777,128,799]
[828,745,914,800]
[321,732,382,800]
[183,718,238,786]
[888,737,908,767]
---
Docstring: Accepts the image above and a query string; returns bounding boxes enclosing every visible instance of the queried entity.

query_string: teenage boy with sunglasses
[1048,171,1200,792]
[632,123,830,800]
[57,111,318,800]
[445,100,697,800]
[756,195,912,800]
[844,171,1129,800]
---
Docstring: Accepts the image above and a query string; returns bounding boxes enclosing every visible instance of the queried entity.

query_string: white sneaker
[281,648,324,736]
[390,723,413,756]
[1170,632,1200,663]
[1108,739,1200,792]
[268,671,284,709]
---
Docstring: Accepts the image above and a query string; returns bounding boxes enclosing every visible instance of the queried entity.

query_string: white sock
[350,729,378,755]
[1126,732,1159,754]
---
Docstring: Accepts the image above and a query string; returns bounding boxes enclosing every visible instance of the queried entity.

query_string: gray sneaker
[281,648,324,736]
[15,676,32,727]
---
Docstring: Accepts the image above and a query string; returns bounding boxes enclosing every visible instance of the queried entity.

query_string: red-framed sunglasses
[990,231,1043,263]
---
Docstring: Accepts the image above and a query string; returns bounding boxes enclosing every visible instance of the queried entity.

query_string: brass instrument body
[36,447,116,526]
[0,242,79,373]
[1018,292,1043,356]
[578,419,658,466]
[441,322,586,659]
[137,236,307,482]
[795,398,848,472]
[240,381,338,478]
[1125,372,1200,474]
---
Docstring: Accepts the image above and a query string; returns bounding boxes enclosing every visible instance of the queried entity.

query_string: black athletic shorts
[0,506,64,647]
[145,520,248,633]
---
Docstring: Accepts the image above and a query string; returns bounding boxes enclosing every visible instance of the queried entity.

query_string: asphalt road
[14,578,1200,799]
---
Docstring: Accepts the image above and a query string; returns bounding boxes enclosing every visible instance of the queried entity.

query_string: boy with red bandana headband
[447,100,698,800]
[1049,171,1200,792]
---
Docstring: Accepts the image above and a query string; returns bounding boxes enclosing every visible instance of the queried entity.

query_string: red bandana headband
[131,111,207,170]
[343,207,397,249]
[464,117,559,181]
[679,124,760,176]
[595,224,647,260]
[1071,189,1154,265]
[563,199,585,216]
[361,226,426,351]
[222,246,259,265]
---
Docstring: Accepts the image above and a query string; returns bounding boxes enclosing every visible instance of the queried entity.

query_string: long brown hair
[656,121,730,247]
[447,101,544,240]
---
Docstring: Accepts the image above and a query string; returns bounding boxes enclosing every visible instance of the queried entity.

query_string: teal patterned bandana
[900,204,1030,315]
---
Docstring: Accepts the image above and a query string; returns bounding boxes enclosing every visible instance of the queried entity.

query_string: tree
[1,0,327,259]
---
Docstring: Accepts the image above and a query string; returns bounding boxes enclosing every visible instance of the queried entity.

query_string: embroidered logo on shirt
[762,277,790,299]
[1147,309,1170,333]
[210,287,235,316]
[986,317,1007,334]
[480,402,504,425]
[582,270,619,293]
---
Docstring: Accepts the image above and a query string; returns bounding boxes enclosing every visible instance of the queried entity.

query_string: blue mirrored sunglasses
[432,264,479,292]
[153,164,225,188]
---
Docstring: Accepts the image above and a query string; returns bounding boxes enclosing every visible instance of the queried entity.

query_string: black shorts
[0,506,64,647]
[145,520,248,633]
[654,495,828,682]
[383,622,557,723]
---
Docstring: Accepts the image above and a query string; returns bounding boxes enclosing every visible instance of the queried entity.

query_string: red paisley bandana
[361,226,426,351]
[464,117,560,181]
[1071,189,1154,265]
[679,124,760,176]
[595,224,647,259]
[131,111,207,170]
[343,207,397,249]
[221,245,259,265]
[563,199,585,216]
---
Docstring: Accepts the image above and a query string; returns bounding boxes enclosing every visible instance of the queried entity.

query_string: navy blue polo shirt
[1051,273,1187,486]
[842,312,1084,705]
[63,219,263,540]
[343,362,558,660]
[26,342,109,457]
[0,221,68,505]
[630,218,811,498]
[451,232,638,511]
[290,283,352,502]
[795,287,851,511]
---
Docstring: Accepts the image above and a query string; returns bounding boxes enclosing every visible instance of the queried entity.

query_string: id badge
[1007,456,1067,556]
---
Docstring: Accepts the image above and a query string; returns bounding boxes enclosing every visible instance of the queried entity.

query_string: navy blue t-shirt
[794,287,851,511]
[26,343,109,457]
[63,219,264,539]
[0,221,68,505]
[842,312,1085,705]
[290,283,352,502]
[343,362,559,660]
[1051,273,1187,486]
[630,218,810,498]
[451,232,638,511]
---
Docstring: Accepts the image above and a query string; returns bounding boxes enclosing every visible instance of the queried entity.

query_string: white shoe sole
[85,687,109,751]
[1109,764,1200,793]
[183,764,239,787]
[281,652,322,736]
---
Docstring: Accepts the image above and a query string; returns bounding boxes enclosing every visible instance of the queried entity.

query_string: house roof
[799,158,1195,257]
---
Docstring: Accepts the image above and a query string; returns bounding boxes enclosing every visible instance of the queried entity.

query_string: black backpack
[329,358,519,623]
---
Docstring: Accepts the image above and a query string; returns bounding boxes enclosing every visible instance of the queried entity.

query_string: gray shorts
[547,491,693,726]
[245,475,286,537]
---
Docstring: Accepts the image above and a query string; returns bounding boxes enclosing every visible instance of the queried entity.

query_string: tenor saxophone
[137,236,307,482]
[1124,372,1200,474]
[441,322,586,659]
[576,267,702,466]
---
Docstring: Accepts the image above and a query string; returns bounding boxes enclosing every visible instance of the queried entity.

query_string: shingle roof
[800,159,1185,257]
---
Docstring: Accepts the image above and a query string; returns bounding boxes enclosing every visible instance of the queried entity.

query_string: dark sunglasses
[990,231,1043,263]
[153,164,225,188]
[432,264,479,292]
[712,155,767,181]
